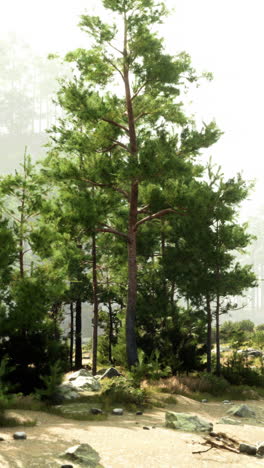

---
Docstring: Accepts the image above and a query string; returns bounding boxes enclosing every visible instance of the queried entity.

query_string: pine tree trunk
[206,296,212,373]
[108,300,114,365]
[70,302,74,370]
[215,292,221,376]
[75,299,82,369]
[126,183,138,368]
[92,233,99,376]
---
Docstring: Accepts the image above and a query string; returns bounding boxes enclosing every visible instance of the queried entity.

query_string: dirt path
[1,397,264,467]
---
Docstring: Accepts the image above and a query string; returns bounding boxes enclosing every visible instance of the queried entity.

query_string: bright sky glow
[1,0,264,217]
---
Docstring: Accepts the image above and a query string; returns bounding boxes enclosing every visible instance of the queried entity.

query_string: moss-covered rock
[61,443,104,467]
[165,412,213,433]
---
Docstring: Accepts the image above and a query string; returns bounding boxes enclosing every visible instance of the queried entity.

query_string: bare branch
[103,55,125,81]
[101,117,129,134]
[137,205,150,214]
[108,42,124,56]
[134,112,150,123]
[80,178,129,199]
[110,139,131,153]
[134,208,187,231]
[96,143,118,153]
[131,81,148,100]
[96,224,129,241]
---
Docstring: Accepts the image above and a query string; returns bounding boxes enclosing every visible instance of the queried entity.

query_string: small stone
[136,411,143,415]
[143,426,150,430]
[256,442,264,457]
[0,437,5,441]
[112,408,123,415]
[61,465,74,468]
[13,432,27,440]
[90,408,103,415]
[222,400,231,404]
[201,399,208,403]
[239,443,257,456]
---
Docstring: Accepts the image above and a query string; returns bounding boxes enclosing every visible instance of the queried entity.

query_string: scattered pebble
[201,399,208,403]
[136,411,143,415]
[90,408,103,415]
[222,400,231,404]
[112,408,124,416]
[13,432,27,440]
[0,437,4,441]
[143,426,150,430]
[61,465,74,468]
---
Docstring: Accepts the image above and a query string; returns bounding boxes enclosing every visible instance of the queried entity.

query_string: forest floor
[1,395,264,467]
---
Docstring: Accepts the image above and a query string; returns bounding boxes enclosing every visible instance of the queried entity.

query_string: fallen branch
[193,431,240,455]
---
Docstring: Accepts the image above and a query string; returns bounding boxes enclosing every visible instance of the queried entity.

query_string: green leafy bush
[34,361,64,403]
[101,377,149,409]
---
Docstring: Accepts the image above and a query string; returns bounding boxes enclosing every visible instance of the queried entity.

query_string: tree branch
[103,55,125,81]
[101,117,129,134]
[110,139,131,153]
[137,205,150,214]
[134,112,150,123]
[96,224,129,241]
[134,208,187,231]
[80,178,129,199]
[131,81,148,100]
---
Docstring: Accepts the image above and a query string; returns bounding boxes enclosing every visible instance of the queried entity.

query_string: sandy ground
[1,396,264,467]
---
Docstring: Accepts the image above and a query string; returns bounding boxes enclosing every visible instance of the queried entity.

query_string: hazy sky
[1,0,264,217]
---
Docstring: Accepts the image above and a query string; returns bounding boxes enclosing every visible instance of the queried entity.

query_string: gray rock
[217,417,242,425]
[165,412,213,433]
[61,465,74,468]
[13,432,27,440]
[70,376,101,392]
[58,384,81,400]
[239,443,257,456]
[69,369,92,381]
[99,367,122,380]
[143,426,150,430]
[227,404,256,418]
[90,408,103,415]
[256,442,264,457]
[201,399,208,403]
[136,411,143,415]
[222,400,231,404]
[62,443,103,467]
[112,408,124,416]
[0,437,4,441]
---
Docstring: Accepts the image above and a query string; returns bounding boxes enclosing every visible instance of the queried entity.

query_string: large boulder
[55,403,104,419]
[70,376,101,392]
[227,404,256,418]
[165,412,213,433]
[69,369,92,381]
[57,384,80,401]
[61,443,103,467]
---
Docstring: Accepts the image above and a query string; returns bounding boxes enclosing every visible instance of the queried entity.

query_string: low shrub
[100,377,150,409]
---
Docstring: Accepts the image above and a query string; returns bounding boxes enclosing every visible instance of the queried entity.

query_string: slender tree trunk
[206,295,212,373]
[123,12,139,367]
[75,299,82,369]
[92,233,99,376]
[70,302,74,370]
[215,292,221,376]
[108,299,114,365]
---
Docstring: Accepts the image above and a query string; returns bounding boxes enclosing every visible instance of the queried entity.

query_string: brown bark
[206,295,212,373]
[215,291,221,376]
[123,11,139,367]
[108,299,114,365]
[75,299,82,369]
[92,233,99,376]
[70,302,74,370]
